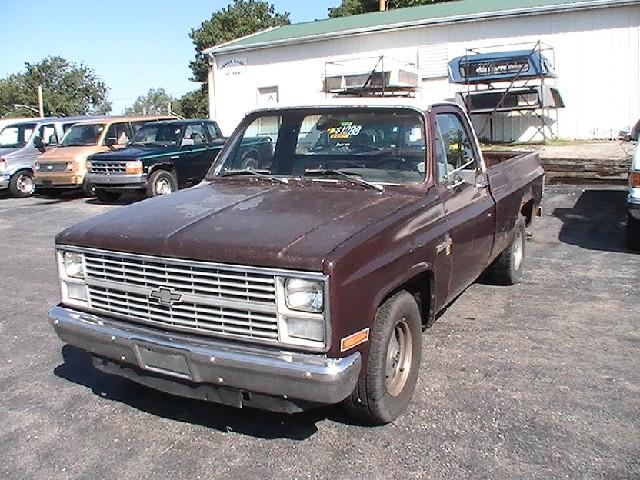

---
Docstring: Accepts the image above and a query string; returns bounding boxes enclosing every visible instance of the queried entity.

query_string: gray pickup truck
[49,102,544,424]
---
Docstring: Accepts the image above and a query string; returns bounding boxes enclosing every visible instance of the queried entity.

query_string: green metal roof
[206,0,637,55]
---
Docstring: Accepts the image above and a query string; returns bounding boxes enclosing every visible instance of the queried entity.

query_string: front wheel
[94,189,122,203]
[146,170,177,198]
[343,290,422,425]
[9,170,35,197]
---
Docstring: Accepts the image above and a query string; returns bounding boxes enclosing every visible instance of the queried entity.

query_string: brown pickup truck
[49,103,544,424]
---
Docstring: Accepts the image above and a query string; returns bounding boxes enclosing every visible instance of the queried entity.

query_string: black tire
[94,189,122,203]
[343,290,422,425]
[9,170,35,197]
[240,154,259,170]
[485,214,526,285]
[146,169,178,198]
[627,214,640,251]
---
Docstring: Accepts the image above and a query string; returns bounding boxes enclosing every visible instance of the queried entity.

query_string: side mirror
[33,136,46,153]
[105,137,117,148]
[181,138,195,148]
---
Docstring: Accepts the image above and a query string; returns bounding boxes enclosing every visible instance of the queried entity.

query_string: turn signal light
[630,172,640,188]
[125,160,143,175]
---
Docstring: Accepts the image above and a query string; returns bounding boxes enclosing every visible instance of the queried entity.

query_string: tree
[189,0,290,83]
[125,88,177,116]
[178,88,208,119]
[329,0,456,18]
[0,56,110,117]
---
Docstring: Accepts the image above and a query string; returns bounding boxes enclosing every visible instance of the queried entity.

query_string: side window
[104,123,130,145]
[205,123,221,140]
[184,124,207,145]
[435,113,476,176]
[38,124,58,145]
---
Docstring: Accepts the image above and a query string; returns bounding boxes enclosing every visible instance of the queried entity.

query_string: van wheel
[95,189,121,203]
[627,214,640,251]
[9,170,35,197]
[240,154,259,170]
[147,170,177,197]
[485,214,526,285]
[343,290,422,425]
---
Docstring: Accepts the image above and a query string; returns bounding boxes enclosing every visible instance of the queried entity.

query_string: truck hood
[39,145,103,161]
[56,180,416,271]
[0,146,21,157]
[91,146,169,161]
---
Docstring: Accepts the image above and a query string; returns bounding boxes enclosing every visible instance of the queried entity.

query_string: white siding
[211,5,640,140]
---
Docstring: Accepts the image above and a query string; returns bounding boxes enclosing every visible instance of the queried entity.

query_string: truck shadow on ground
[54,345,360,439]
[552,189,630,253]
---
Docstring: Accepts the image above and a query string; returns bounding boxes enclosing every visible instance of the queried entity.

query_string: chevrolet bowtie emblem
[149,287,182,305]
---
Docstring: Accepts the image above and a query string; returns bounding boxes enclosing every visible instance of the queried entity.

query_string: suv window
[434,113,476,181]
[184,123,207,145]
[104,122,131,145]
[37,124,58,145]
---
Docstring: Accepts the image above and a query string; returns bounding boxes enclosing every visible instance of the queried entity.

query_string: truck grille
[82,250,280,343]
[38,162,68,172]
[89,161,126,174]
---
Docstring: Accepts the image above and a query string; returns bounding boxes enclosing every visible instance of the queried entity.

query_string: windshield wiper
[303,169,384,193]
[221,169,288,184]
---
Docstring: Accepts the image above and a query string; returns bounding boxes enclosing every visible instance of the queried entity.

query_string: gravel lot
[0,185,638,480]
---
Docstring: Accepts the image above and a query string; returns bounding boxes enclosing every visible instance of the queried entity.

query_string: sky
[0,0,337,114]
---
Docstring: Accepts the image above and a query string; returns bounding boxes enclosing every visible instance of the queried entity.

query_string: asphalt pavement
[0,186,638,480]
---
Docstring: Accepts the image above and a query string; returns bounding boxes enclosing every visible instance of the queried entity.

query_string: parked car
[627,145,640,250]
[49,102,544,424]
[33,115,173,196]
[0,116,89,197]
[85,119,270,202]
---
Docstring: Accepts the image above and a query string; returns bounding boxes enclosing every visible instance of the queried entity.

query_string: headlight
[284,278,323,313]
[57,250,88,306]
[34,162,41,171]
[276,276,328,349]
[66,162,75,172]
[125,160,143,175]
[63,251,85,279]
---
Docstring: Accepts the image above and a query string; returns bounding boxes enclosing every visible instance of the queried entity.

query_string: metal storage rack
[458,41,562,144]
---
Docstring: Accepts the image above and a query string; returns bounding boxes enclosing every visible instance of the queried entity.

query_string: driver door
[433,107,495,301]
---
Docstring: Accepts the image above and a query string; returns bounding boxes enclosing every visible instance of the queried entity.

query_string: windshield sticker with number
[327,123,363,140]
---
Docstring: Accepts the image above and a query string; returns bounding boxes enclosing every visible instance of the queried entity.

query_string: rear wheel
[485,213,526,285]
[627,214,640,251]
[95,189,121,203]
[146,170,177,198]
[343,290,422,425]
[9,170,35,197]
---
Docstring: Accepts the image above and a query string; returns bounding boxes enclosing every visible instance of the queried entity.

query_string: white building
[204,0,640,141]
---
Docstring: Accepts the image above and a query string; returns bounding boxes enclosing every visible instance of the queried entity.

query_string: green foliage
[125,88,177,116]
[0,56,110,117]
[189,0,290,83]
[177,88,208,119]
[329,0,456,17]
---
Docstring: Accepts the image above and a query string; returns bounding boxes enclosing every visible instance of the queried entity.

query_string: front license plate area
[136,346,193,380]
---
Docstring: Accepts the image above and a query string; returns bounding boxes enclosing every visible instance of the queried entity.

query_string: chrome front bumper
[49,305,361,410]
[86,173,146,188]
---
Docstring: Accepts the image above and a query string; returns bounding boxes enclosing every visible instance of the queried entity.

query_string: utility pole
[37,85,44,117]
[167,102,171,115]
[379,0,386,11]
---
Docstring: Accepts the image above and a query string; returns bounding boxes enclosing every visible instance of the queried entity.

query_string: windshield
[0,123,37,148]
[131,124,184,147]
[61,124,105,146]
[209,109,426,185]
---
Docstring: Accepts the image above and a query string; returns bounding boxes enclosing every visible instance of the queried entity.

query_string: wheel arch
[372,264,436,328]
